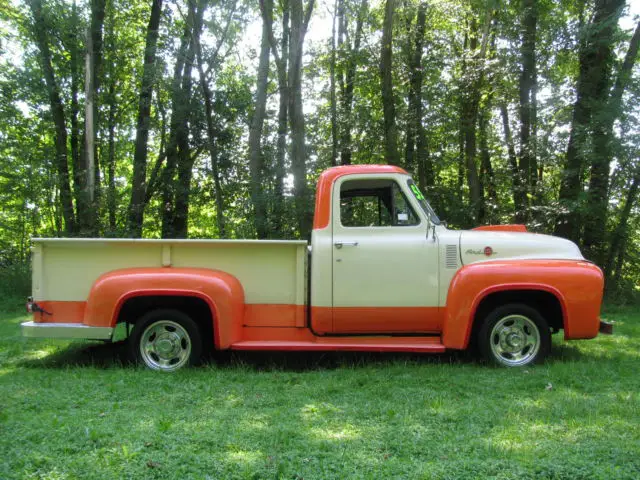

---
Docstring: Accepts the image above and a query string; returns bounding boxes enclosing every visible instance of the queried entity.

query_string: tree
[404,2,432,188]
[193,0,235,238]
[458,10,493,224]
[160,4,199,238]
[260,0,290,236]
[380,0,400,166]
[128,0,163,237]
[516,0,537,222]
[583,19,640,263]
[28,0,76,235]
[337,0,367,165]
[555,0,625,243]
[250,0,273,238]
[288,0,315,238]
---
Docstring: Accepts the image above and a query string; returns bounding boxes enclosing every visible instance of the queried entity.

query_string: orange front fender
[442,260,604,350]
[84,267,245,349]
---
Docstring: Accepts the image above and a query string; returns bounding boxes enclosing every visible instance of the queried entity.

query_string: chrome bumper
[21,321,113,340]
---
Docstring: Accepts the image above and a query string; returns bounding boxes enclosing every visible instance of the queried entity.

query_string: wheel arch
[467,287,566,350]
[116,292,218,352]
[443,277,568,350]
[83,267,245,349]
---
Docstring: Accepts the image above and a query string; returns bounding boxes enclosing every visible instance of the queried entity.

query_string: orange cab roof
[313,165,409,230]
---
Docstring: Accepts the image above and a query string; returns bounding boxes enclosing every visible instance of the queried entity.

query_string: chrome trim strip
[21,321,113,340]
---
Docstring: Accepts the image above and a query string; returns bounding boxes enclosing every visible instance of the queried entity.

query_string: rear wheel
[478,303,550,367]
[130,309,202,371]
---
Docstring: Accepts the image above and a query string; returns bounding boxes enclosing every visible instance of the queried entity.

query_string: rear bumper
[599,321,613,335]
[21,321,113,340]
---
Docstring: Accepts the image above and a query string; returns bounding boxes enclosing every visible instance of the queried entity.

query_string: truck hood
[458,229,584,265]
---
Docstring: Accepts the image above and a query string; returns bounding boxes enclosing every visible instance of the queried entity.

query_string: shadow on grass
[17,339,477,371]
[546,342,586,363]
[17,334,614,372]
[18,340,132,369]
[214,349,472,371]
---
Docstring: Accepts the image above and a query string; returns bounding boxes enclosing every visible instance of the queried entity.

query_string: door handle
[334,241,359,249]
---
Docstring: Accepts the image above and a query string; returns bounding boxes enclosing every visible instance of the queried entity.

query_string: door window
[339,179,419,227]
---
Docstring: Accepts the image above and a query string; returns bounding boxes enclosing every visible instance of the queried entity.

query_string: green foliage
[0,0,639,296]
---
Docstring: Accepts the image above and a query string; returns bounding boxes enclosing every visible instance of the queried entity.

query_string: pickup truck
[22,165,609,371]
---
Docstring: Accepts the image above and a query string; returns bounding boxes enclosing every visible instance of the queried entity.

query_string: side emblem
[465,247,497,256]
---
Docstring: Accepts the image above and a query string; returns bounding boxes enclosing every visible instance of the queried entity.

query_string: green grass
[0,304,639,479]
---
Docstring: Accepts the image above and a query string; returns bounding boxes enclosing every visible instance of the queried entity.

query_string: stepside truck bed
[25,238,308,337]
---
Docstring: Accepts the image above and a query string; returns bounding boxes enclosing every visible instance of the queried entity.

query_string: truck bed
[31,238,308,328]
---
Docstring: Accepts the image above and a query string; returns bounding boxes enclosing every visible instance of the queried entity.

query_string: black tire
[129,309,202,371]
[478,303,551,367]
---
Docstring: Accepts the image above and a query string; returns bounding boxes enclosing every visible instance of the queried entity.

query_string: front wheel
[478,304,551,367]
[130,309,202,372]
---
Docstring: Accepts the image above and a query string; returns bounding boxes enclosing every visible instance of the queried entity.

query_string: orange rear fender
[442,260,604,349]
[84,267,245,349]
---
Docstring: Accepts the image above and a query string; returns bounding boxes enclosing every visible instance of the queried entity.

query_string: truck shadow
[19,340,472,370]
[18,339,591,371]
[19,340,131,369]
[211,350,471,371]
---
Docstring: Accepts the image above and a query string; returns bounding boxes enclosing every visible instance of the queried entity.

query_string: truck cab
[309,165,444,335]
[22,165,608,371]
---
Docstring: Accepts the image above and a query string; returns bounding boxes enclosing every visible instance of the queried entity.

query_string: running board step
[230,338,445,353]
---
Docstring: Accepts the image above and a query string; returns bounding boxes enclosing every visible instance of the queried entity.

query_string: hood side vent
[445,245,458,269]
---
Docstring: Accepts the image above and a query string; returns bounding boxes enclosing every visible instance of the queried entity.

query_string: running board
[230,337,445,353]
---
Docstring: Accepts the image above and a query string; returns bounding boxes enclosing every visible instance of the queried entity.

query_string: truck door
[331,175,440,333]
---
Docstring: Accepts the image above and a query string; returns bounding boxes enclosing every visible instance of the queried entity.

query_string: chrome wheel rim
[139,320,191,371]
[489,314,540,367]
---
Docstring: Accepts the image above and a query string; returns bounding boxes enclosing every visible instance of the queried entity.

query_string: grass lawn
[0,305,639,479]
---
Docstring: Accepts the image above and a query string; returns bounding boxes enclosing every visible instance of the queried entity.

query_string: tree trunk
[29,0,76,235]
[380,0,400,166]
[338,0,367,165]
[405,2,429,184]
[172,6,202,239]
[500,103,526,217]
[261,0,289,236]
[70,0,81,230]
[517,0,537,222]
[555,0,624,242]
[249,0,273,238]
[604,166,639,291]
[459,16,489,224]
[194,0,230,239]
[329,0,338,167]
[161,7,193,238]
[479,105,497,208]
[288,0,314,238]
[106,81,117,233]
[83,25,97,235]
[128,0,163,237]
[583,19,639,264]
[89,0,106,234]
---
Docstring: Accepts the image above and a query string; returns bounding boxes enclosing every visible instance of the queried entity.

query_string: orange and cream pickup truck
[22,165,611,371]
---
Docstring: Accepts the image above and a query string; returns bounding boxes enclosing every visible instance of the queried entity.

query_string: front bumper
[599,321,613,335]
[21,321,113,340]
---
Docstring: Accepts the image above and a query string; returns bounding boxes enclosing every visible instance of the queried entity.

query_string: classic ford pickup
[22,165,609,370]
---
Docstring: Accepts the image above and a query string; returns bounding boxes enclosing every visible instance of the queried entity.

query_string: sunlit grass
[0,304,639,478]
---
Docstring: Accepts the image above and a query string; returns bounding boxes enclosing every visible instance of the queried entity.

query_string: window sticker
[410,183,425,201]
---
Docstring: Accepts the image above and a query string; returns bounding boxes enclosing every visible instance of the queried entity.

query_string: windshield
[407,179,441,225]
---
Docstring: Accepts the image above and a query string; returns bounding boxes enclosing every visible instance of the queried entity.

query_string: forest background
[0,0,638,302]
